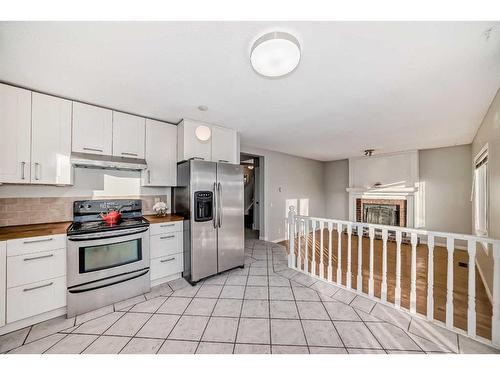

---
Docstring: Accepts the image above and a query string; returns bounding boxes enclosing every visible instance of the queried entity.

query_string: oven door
[67,227,150,288]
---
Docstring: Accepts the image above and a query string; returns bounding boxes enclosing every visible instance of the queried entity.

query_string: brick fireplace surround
[356,198,407,227]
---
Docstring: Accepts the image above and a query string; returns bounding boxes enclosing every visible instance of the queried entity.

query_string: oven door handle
[67,227,149,241]
[67,268,150,294]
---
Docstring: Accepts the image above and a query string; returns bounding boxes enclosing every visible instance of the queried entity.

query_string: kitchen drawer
[7,276,66,323]
[150,221,183,236]
[150,252,183,281]
[150,232,183,259]
[7,248,66,288]
[0,242,6,328]
[7,234,66,257]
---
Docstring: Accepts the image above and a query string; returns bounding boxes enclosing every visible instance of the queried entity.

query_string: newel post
[287,206,296,269]
[492,241,500,348]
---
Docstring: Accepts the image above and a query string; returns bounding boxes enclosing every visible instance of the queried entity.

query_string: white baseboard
[151,273,182,287]
[0,307,66,336]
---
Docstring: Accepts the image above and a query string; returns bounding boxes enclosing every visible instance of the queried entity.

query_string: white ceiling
[1,22,499,161]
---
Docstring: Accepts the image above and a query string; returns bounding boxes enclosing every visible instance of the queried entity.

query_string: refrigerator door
[216,163,244,272]
[190,160,218,282]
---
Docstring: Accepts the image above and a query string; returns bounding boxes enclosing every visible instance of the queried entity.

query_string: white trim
[474,143,489,165]
[0,307,66,336]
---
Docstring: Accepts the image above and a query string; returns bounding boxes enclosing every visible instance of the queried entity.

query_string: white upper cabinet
[142,119,177,186]
[177,119,212,162]
[112,111,145,159]
[31,93,72,185]
[0,84,31,184]
[211,125,239,164]
[72,102,113,156]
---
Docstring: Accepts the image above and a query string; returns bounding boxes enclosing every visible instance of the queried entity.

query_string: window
[472,145,488,236]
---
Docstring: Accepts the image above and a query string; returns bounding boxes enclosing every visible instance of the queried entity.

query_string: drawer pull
[23,282,53,292]
[160,235,175,240]
[121,152,138,157]
[160,257,176,263]
[24,254,54,261]
[23,238,54,244]
[160,224,175,228]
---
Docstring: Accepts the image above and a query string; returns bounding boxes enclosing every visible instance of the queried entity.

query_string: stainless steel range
[66,199,150,318]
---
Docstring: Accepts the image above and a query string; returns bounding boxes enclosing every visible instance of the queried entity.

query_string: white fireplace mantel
[346,150,421,228]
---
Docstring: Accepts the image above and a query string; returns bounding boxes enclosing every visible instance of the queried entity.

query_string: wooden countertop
[0,221,72,241]
[143,214,184,224]
[0,214,184,241]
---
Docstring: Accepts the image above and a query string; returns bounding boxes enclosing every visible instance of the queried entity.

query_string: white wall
[324,159,349,220]
[240,145,325,242]
[0,167,170,201]
[472,88,500,296]
[322,146,473,234]
[419,145,472,234]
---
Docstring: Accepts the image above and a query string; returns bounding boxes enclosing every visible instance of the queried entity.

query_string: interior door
[253,165,260,231]
[31,93,72,185]
[190,160,218,282]
[0,84,31,184]
[217,163,244,272]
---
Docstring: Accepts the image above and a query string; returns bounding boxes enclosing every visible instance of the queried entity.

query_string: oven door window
[79,238,142,273]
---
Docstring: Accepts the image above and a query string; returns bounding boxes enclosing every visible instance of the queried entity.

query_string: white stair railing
[286,206,500,349]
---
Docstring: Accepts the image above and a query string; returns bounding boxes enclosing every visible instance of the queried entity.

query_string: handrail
[286,206,500,349]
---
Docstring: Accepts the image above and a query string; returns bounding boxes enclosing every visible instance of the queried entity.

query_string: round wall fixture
[250,31,301,78]
[195,125,211,141]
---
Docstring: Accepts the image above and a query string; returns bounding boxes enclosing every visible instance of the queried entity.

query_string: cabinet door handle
[83,147,103,153]
[121,152,138,157]
[148,170,151,184]
[23,282,53,292]
[21,161,26,180]
[34,162,40,180]
[24,254,54,261]
[160,235,175,240]
[218,160,229,163]
[23,238,54,244]
[160,257,176,263]
[160,224,175,228]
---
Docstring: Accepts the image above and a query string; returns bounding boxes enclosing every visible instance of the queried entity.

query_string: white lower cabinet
[5,234,66,324]
[149,222,184,284]
[0,242,6,328]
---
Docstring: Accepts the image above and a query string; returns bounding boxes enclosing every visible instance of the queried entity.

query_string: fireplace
[356,198,407,227]
[363,203,400,226]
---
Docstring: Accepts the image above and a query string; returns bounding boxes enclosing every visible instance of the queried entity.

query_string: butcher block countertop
[0,221,72,241]
[143,214,184,224]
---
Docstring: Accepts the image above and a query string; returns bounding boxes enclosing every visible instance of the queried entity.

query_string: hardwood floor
[280,230,493,340]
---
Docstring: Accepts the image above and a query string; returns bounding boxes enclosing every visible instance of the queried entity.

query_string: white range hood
[71,153,147,171]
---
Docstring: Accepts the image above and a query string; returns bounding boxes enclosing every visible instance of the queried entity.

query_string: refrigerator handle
[213,182,218,229]
[218,182,223,228]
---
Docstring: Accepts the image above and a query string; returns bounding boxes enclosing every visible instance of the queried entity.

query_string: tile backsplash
[0,195,169,227]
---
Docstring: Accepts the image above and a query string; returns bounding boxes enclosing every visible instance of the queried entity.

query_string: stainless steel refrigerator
[173,160,244,284]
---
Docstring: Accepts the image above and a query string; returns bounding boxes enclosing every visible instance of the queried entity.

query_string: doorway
[240,153,263,240]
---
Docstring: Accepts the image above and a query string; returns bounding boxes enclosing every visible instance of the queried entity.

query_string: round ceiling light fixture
[198,105,208,111]
[250,31,301,78]
[195,125,211,141]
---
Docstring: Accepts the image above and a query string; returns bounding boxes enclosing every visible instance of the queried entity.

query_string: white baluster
[311,220,317,276]
[381,229,388,302]
[287,207,296,269]
[346,224,352,289]
[328,222,333,282]
[426,235,435,320]
[467,239,476,337]
[395,230,402,308]
[446,236,454,328]
[492,241,500,348]
[319,221,325,278]
[368,227,375,297]
[410,233,418,314]
[357,224,363,293]
[297,219,302,271]
[337,222,342,284]
[304,220,309,272]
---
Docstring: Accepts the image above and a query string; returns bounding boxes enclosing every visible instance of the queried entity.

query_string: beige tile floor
[0,239,498,354]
